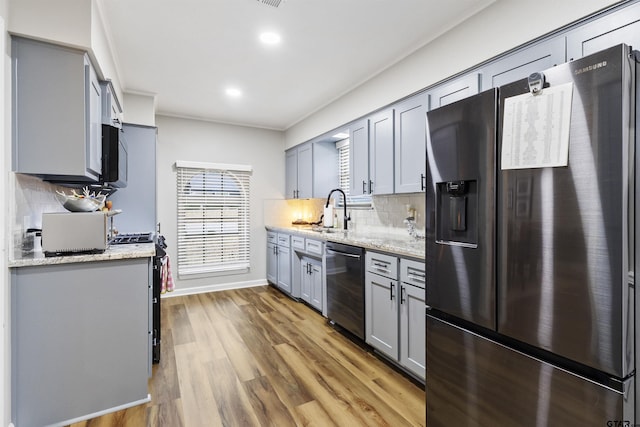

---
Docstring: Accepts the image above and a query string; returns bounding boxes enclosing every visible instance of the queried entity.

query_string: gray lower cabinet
[394,93,428,194]
[277,244,292,293]
[301,257,323,311]
[11,258,151,427]
[12,36,102,183]
[368,108,395,195]
[365,252,425,380]
[266,232,292,294]
[267,241,278,284]
[399,258,426,379]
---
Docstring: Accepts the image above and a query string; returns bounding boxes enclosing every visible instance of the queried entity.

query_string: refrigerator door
[427,315,635,426]
[426,89,497,329]
[497,44,635,378]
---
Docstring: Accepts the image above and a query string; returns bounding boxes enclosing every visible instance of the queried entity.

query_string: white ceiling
[99,0,495,131]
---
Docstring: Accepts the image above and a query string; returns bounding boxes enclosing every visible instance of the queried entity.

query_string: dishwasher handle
[326,248,362,259]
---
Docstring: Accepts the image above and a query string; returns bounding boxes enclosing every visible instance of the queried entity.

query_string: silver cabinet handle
[400,285,406,304]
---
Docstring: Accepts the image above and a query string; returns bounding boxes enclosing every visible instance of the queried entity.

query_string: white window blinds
[337,139,350,196]
[176,161,252,277]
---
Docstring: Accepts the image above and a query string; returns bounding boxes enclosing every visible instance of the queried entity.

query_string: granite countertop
[9,243,157,268]
[266,225,425,260]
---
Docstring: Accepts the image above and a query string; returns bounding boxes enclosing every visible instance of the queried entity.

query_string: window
[337,139,350,196]
[176,161,251,277]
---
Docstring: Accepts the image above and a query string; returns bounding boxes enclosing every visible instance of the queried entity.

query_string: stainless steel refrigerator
[426,44,638,425]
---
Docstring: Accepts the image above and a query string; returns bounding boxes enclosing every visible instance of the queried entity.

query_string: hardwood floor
[70,285,425,426]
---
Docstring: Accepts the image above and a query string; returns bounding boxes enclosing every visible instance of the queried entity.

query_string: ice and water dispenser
[436,179,478,247]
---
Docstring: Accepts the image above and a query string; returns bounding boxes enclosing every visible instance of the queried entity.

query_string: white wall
[123,92,156,127]
[155,115,285,294]
[284,0,621,149]
[9,0,123,106]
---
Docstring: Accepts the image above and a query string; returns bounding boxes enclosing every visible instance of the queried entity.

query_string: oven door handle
[326,248,361,259]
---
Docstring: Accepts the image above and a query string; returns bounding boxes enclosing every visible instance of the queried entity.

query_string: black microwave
[101,124,128,188]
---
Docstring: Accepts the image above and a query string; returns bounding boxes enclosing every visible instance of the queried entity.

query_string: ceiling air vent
[258,0,284,7]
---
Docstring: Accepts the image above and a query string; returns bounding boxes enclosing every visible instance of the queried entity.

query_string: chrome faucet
[325,188,350,230]
[404,216,424,240]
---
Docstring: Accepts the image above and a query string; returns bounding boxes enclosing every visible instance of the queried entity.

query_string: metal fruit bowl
[56,188,106,212]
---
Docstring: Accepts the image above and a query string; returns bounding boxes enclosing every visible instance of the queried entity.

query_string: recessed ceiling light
[259,32,281,45]
[225,87,242,98]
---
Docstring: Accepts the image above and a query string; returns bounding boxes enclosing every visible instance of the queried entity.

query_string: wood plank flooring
[70,285,425,426]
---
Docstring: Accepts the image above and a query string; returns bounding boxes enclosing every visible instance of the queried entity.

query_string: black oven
[101,124,128,188]
[110,232,165,364]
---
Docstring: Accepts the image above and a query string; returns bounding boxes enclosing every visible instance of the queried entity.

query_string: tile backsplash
[264,193,425,237]
[11,174,67,256]
[343,193,425,236]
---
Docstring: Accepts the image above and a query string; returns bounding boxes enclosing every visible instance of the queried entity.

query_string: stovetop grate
[110,232,154,245]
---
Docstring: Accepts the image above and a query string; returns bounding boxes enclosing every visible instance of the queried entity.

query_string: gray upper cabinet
[311,141,338,199]
[110,124,157,234]
[394,92,428,194]
[285,140,338,200]
[428,73,480,109]
[369,109,394,195]
[285,143,312,199]
[349,118,370,196]
[12,36,102,183]
[100,80,123,127]
[566,1,640,60]
[480,37,566,89]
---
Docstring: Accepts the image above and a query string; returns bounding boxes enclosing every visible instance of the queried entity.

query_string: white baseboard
[161,279,268,298]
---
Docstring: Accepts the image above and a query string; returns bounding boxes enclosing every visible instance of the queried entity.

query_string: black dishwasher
[325,242,365,340]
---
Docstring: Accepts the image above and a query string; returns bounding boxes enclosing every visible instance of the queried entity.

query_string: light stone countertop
[9,243,156,268]
[266,225,425,260]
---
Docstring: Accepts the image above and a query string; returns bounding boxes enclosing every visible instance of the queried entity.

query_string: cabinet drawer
[291,235,305,250]
[366,251,398,279]
[305,239,323,256]
[267,232,277,244]
[277,233,290,248]
[400,258,426,289]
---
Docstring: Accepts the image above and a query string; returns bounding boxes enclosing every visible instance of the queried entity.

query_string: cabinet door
[428,73,480,109]
[480,37,566,89]
[400,284,426,380]
[285,149,298,199]
[369,109,394,195]
[365,271,398,359]
[86,60,102,177]
[297,143,313,199]
[310,262,323,311]
[267,242,277,284]
[109,124,157,233]
[566,2,640,60]
[349,119,370,196]
[394,93,428,193]
[12,37,99,181]
[277,245,292,294]
[300,260,311,302]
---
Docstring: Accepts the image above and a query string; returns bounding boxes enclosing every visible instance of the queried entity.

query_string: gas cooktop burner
[110,232,154,245]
